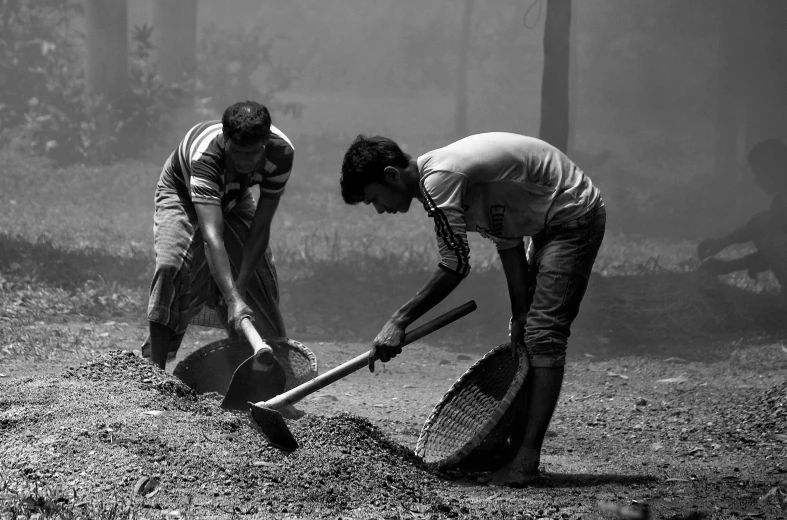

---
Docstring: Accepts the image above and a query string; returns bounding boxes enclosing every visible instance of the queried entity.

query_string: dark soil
[2,342,787,519]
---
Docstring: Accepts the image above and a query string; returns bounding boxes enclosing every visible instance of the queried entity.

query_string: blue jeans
[524,206,606,367]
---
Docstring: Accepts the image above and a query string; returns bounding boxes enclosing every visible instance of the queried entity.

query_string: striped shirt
[158,121,294,210]
[417,133,603,277]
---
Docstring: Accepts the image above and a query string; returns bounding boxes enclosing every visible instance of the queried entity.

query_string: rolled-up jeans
[523,205,606,367]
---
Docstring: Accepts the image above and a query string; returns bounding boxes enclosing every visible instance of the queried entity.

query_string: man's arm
[369,267,463,372]
[698,211,771,259]
[389,267,463,328]
[235,195,280,295]
[367,170,468,371]
[498,242,529,359]
[193,202,251,328]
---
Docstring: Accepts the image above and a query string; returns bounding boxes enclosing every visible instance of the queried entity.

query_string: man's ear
[383,166,400,183]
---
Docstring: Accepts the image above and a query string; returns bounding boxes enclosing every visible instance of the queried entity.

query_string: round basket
[415,342,529,472]
[173,337,318,398]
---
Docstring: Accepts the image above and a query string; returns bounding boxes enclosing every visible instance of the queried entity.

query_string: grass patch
[0,481,146,520]
[0,148,784,364]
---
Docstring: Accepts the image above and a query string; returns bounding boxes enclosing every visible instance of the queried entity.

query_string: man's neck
[405,157,423,201]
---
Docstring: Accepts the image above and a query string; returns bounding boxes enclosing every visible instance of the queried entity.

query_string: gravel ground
[0,351,525,518]
[1,344,787,519]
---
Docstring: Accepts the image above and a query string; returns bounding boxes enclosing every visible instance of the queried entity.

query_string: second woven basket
[415,342,529,472]
[173,337,318,399]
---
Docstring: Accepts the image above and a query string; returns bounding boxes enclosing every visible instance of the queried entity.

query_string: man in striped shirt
[144,101,293,370]
[340,132,605,486]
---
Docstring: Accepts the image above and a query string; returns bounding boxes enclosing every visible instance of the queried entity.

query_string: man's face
[362,182,413,214]
[226,138,267,174]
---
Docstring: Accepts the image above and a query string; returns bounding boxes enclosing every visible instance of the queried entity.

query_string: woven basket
[415,342,529,472]
[173,337,318,399]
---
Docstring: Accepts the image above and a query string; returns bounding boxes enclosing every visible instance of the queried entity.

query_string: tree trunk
[151,0,198,85]
[84,0,128,101]
[455,0,473,138]
[539,0,571,153]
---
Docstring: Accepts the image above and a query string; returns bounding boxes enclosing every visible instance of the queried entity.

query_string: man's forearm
[390,268,463,328]
[720,211,772,247]
[203,234,242,304]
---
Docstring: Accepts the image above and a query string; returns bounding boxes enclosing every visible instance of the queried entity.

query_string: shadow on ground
[544,473,658,488]
[1,233,783,363]
[445,472,657,489]
[0,233,152,290]
[282,262,786,363]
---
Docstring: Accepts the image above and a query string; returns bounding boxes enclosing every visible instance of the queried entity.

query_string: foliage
[0,474,147,519]
[23,24,186,165]
[196,21,301,118]
[0,1,186,165]
[0,0,81,148]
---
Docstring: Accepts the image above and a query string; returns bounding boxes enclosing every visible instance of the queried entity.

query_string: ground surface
[2,318,786,520]
[1,150,786,519]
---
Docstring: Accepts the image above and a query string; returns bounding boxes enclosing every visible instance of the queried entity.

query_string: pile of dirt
[0,350,476,519]
[269,415,461,515]
[740,380,787,434]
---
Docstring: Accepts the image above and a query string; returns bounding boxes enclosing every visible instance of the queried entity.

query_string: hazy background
[1,0,785,358]
[126,0,786,239]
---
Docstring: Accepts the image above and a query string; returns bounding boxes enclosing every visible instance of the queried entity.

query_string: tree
[455,0,474,137]
[538,0,571,153]
[84,0,128,101]
[151,0,197,86]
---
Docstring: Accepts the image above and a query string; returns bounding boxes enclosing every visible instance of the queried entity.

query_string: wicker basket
[415,342,529,472]
[173,337,318,399]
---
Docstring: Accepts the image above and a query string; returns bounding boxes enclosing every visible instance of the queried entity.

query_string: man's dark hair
[340,134,409,204]
[222,101,271,145]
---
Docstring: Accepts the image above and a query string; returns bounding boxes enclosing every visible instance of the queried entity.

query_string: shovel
[249,300,477,451]
[220,317,288,411]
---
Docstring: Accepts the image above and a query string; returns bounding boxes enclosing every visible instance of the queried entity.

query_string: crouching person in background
[142,100,293,369]
[698,139,787,302]
[339,132,606,486]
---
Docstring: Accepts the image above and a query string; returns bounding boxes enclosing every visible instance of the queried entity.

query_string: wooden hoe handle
[239,317,274,355]
[261,301,477,410]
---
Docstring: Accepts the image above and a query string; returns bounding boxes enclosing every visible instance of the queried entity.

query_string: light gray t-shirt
[417,132,603,276]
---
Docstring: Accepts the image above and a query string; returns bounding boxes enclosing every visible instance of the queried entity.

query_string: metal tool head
[249,402,298,452]
[221,350,287,412]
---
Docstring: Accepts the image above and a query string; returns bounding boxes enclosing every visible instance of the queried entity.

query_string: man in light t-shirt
[340,132,606,486]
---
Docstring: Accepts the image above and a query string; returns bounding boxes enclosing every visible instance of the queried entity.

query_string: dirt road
[1,319,786,519]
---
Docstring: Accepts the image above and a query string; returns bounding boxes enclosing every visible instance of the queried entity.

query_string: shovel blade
[249,402,298,452]
[221,352,287,412]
